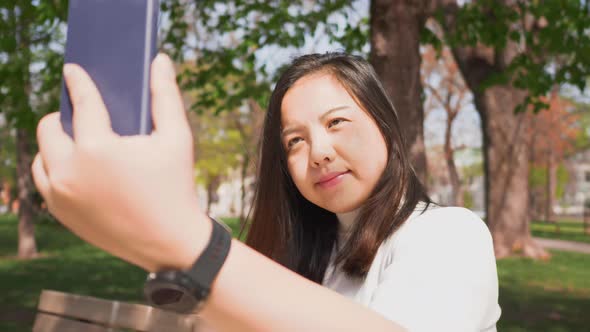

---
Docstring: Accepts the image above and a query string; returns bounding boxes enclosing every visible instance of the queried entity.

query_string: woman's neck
[336,209,360,234]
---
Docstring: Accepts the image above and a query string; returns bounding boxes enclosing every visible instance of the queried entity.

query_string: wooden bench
[33,290,201,332]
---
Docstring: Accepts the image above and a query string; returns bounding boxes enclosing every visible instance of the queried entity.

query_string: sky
[159,0,484,151]
[27,0,590,154]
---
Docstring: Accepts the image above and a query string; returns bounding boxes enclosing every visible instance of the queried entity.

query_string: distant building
[197,169,255,219]
[205,147,490,219]
[558,149,590,216]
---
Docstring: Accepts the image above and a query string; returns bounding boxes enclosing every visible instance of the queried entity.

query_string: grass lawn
[1,214,589,331]
[497,251,590,331]
[531,220,590,244]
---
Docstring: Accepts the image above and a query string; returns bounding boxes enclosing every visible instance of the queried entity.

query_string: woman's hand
[30,53,407,332]
[31,54,211,272]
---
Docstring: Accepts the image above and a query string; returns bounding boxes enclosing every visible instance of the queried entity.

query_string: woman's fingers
[36,112,73,173]
[64,64,114,143]
[31,153,50,199]
[150,54,191,139]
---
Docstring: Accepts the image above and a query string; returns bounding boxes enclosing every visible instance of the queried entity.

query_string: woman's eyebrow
[319,105,351,121]
[281,125,302,138]
[281,106,351,138]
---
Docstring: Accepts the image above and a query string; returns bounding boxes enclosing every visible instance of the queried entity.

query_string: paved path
[533,237,590,254]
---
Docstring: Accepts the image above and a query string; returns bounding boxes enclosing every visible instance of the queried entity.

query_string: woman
[32,52,500,331]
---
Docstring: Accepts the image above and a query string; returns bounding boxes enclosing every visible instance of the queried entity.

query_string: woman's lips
[316,171,350,188]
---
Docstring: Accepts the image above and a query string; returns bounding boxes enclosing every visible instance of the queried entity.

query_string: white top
[323,205,501,331]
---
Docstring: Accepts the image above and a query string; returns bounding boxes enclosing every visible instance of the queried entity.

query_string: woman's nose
[310,136,335,168]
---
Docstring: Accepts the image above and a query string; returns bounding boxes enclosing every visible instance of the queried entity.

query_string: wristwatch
[144,217,232,313]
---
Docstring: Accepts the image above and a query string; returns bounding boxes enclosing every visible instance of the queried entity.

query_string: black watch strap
[188,217,232,293]
[144,217,231,313]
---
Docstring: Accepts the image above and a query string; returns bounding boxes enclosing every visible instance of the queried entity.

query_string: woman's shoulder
[387,204,493,253]
[408,204,487,233]
[372,205,500,331]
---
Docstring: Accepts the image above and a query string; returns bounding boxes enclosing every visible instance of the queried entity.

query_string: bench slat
[37,290,198,331]
[33,313,111,332]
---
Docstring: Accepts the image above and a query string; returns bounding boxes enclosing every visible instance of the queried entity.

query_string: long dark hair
[245,53,430,283]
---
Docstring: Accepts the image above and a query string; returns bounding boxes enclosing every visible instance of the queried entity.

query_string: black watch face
[145,272,201,313]
[151,288,185,306]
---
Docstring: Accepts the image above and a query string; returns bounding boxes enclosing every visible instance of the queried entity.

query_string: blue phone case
[60,0,159,137]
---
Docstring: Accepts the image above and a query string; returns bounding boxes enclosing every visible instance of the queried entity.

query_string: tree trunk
[369,0,428,185]
[444,113,463,206]
[457,53,547,260]
[440,0,548,259]
[472,86,548,258]
[239,153,249,226]
[237,99,265,226]
[545,150,559,232]
[205,175,221,216]
[544,151,551,222]
[16,128,38,258]
[1,179,12,213]
[14,4,38,258]
[527,116,540,222]
[206,182,214,216]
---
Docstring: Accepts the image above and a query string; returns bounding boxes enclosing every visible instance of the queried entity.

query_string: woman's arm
[32,54,405,332]
[201,237,404,331]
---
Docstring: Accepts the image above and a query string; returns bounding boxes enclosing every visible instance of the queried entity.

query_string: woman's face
[280,73,388,213]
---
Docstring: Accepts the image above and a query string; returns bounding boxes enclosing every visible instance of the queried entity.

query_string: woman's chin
[319,201,363,214]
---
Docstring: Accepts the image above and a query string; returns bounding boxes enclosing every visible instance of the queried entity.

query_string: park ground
[0,215,589,331]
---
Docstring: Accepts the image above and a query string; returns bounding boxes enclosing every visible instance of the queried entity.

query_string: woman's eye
[287,137,303,149]
[328,118,345,128]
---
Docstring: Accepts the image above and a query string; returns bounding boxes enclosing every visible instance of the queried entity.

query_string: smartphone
[60,0,160,137]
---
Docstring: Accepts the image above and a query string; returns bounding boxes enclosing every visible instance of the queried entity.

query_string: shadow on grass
[499,282,590,331]
[3,215,590,331]
[0,250,146,331]
[0,215,83,257]
[0,215,145,331]
[497,250,590,331]
[531,220,590,244]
